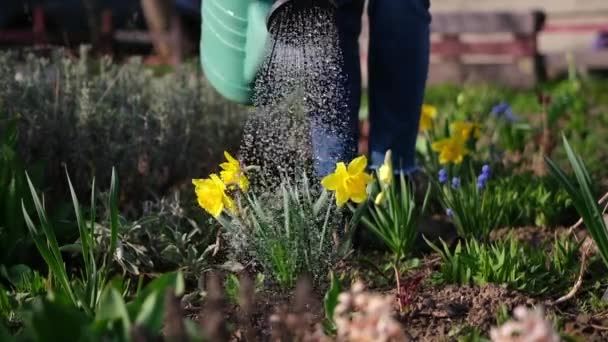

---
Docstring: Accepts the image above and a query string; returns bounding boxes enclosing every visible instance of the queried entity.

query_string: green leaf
[134,291,163,332]
[59,243,84,253]
[21,199,77,309]
[424,235,447,259]
[65,171,100,312]
[96,286,131,339]
[24,172,62,263]
[313,189,329,215]
[21,292,91,342]
[109,168,119,259]
[128,272,184,317]
[66,167,92,278]
[2,264,33,288]
[322,272,341,334]
[547,135,608,268]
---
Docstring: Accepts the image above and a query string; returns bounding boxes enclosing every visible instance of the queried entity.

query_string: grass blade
[66,167,92,279]
[109,168,119,258]
[547,135,608,267]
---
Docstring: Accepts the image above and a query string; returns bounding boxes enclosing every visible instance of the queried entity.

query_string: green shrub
[90,192,218,281]
[0,50,246,210]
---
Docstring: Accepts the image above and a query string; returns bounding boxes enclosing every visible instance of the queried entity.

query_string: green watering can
[200,0,336,105]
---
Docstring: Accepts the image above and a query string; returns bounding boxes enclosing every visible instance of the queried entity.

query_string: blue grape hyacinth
[451,177,460,189]
[438,169,448,184]
[491,101,519,122]
[477,164,491,190]
[482,164,490,177]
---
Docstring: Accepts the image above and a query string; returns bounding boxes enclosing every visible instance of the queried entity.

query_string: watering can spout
[200,0,274,105]
[200,0,337,105]
[243,2,273,88]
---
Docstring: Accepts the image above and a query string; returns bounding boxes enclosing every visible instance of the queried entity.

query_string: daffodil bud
[374,191,385,205]
[378,150,393,187]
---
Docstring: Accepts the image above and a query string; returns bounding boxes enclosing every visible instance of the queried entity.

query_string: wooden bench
[0,5,183,59]
[0,4,94,49]
[428,10,546,88]
[0,5,48,46]
[542,18,608,77]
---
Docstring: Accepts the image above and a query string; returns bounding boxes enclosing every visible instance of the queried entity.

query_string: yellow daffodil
[419,104,438,132]
[220,151,249,192]
[431,136,470,165]
[192,174,235,217]
[378,150,393,186]
[322,156,374,207]
[450,121,481,141]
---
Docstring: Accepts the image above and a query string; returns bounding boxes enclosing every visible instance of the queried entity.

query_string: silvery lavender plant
[0,49,246,209]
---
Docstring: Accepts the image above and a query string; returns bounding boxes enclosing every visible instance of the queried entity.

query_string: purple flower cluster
[491,101,519,122]
[438,170,460,189]
[451,177,460,189]
[593,32,608,51]
[477,164,491,190]
[438,169,448,184]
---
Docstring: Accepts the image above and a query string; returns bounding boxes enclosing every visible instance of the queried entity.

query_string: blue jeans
[312,0,431,176]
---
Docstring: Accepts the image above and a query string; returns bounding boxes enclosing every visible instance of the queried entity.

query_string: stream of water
[240,2,349,189]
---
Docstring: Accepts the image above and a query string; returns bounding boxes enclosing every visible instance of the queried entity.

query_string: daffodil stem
[394,263,404,313]
[347,203,357,214]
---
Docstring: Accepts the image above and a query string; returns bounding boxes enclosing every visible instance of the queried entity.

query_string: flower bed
[2,54,608,341]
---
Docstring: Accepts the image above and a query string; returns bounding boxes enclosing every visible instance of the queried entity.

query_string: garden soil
[192,226,608,341]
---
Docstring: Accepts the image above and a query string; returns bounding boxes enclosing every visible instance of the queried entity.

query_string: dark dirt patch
[490,225,587,247]
[403,283,536,341]
[492,226,565,243]
[192,283,326,341]
[559,311,608,342]
[250,288,325,340]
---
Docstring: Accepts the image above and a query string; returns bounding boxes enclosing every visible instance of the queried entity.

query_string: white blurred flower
[334,281,405,342]
[490,306,560,342]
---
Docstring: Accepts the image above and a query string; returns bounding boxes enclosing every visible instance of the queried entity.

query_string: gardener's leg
[367,0,431,173]
[311,0,364,176]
